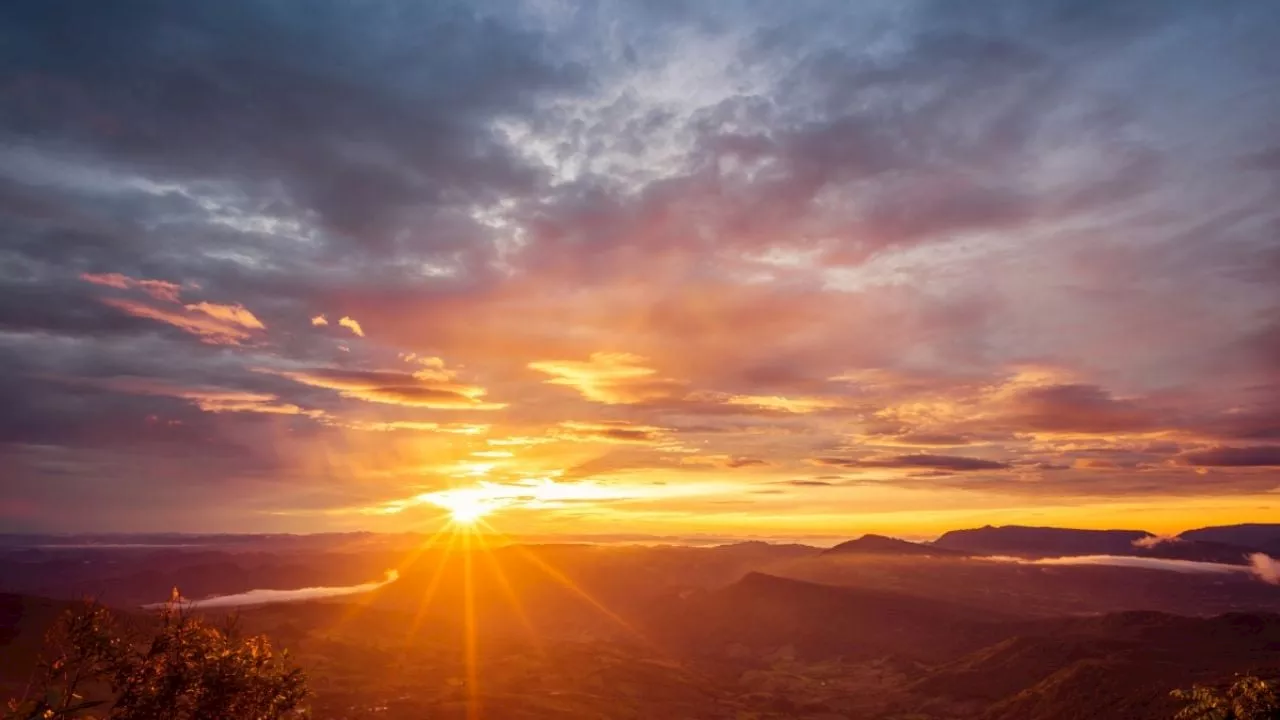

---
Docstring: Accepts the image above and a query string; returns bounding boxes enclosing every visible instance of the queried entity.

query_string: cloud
[81,273,183,303]
[812,454,1010,472]
[184,302,265,330]
[326,420,488,434]
[1250,553,1280,585]
[149,570,400,609]
[984,555,1251,576]
[777,479,835,487]
[311,315,329,326]
[865,432,975,447]
[681,455,769,469]
[270,367,503,410]
[4,0,1280,530]
[81,273,265,344]
[723,395,844,414]
[338,316,364,337]
[1132,535,1181,549]
[529,353,683,404]
[1000,383,1163,435]
[552,421,669,445]
[1179,446,1280,467]
[100,298,256,345]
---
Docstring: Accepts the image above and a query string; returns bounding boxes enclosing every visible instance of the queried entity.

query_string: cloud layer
[1,0,1278,535]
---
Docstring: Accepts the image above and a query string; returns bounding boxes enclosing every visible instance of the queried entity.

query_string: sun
[447,499,491,525]
[431,492,499,525]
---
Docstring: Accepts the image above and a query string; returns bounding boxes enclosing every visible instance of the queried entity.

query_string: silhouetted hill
[1130,538,1261,565]
[649,572,1010,663]
[912,610,1280,720]
[822,534,971,558]
[1180,523,1280,554]
[934,525,1152,556]
[931,524,1267,565]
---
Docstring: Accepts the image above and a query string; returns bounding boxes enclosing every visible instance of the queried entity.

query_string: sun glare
[425,487,505,525]
[444,496,494,525]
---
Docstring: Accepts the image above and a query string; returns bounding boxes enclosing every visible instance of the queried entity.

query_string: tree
[1173,675,1280,720]
[4,590,308,720]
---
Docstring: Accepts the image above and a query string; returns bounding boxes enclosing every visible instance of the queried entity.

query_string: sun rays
[327,507,666,718]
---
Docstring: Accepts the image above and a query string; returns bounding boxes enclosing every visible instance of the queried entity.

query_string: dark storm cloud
[0,0,579,249]
[1180,446,1280,468]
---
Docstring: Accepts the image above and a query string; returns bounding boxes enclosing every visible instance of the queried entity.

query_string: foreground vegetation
[5,593,1278,720]
[1174,677,1280,720]
[4,591,306,720]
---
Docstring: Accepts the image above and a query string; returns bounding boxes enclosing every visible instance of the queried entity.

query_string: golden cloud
[552,420,670,444]
[81,272,184,302]
[184,301,266,330]
[528,352,683,404]
[339,316,365,337]
[333,419,490,434]
[85,376,311,416]
[101,298,255,345]
[723,394,845,413]
[269,367,505,409]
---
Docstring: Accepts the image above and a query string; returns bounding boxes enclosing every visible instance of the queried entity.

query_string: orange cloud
[270,367,504,409]
[100,298,254,345]
[87,376,310,415]
[332,419,490,434]
[486,436,556,447]
[529,352,683,404]
[338,316,364,337]
[184,301,266,330]
[680,454,769,469]
[723,394,845,413]
[311,314,329,326]
[81,272,183,302]
[552,420,669,444]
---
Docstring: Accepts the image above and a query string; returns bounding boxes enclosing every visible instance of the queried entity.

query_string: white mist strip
[981,554,1280,584]
[144,569,400,609]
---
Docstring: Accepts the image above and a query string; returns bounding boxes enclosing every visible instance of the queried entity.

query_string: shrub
[5,590,307,720]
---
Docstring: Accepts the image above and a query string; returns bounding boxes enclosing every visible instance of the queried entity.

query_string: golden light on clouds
[529,352,682,404]
[338,315,365,337]
[184,301,266,330]
[724,394,845,414]
[266,367,506,409]
[100,297,256,345]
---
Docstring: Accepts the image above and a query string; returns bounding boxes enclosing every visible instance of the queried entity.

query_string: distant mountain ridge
[822,534,970,558]
[1178,523,1280,554]
[930,524,1272,565]
[650,571,1014,663]
[933,525,1152,556]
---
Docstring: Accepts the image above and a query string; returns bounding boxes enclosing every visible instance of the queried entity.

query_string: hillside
[934,525,1153,556]
[913,611,1280,720]
[822,534,971,558]
[1179,524,1280,555]
[648,572,1013,663]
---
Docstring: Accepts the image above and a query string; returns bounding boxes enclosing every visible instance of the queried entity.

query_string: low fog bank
[980,553,1280,584]
[144,569,400,609]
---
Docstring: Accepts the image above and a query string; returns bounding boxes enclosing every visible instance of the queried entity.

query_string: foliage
[4,590,308,720]
[1173,676,1280,720]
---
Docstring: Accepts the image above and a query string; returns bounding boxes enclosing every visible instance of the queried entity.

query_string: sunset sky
[1,1,1278,538]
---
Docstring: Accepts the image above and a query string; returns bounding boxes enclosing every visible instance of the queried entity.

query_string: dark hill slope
[1180,523,1280,555]
[934,525,1152,556]
[913,610,1280,720]
[647,572,1011,663]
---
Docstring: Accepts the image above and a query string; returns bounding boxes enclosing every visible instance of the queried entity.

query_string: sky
[1,0,1278,538]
